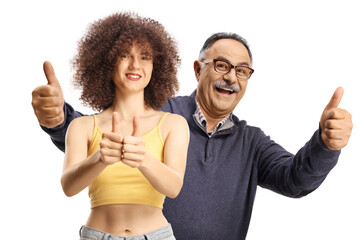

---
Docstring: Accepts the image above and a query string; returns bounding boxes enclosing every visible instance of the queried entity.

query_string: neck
[204,116,222,133]
[196,95,229,133]
[111,90,147,120]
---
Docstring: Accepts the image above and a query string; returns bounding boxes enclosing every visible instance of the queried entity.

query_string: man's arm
[257,128,340,197]
[41,102,85,152]
[257,87,352,197]
[32,61,85,152]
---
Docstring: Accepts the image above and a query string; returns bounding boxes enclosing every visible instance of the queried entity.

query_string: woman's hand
[121,116,147,168]
[101,113,146,168]
[99,112,124,165]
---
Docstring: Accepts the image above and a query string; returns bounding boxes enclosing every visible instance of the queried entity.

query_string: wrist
[93,151,109,167]
[138,152,152,171]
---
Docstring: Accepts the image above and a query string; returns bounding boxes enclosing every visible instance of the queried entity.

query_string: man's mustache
[213,80,240,93]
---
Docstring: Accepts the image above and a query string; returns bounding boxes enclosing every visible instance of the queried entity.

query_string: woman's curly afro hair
[72,12,180,111]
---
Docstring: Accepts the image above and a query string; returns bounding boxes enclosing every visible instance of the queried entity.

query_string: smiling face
[194,39,252,119]
[113,43,154,95]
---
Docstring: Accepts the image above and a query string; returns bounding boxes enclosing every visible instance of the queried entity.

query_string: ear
[194,60,201,82]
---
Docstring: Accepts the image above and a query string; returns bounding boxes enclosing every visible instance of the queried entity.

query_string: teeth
[214,80,240,93]
[223,88,234,92]
[218,87,234,92]
[127,74,140,78]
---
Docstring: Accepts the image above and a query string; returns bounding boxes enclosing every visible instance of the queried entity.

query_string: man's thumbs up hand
[320,87,353,150]
[31,61,65,128]
[43,61,62,88]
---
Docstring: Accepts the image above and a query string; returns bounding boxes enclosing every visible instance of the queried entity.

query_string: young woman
[60,12,189,239]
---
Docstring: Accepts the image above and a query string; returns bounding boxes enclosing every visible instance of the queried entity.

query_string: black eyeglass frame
[201,59,254,80]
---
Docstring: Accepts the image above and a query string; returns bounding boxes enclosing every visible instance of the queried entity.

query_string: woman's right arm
[61,115,125,197]
[61,117,106,197]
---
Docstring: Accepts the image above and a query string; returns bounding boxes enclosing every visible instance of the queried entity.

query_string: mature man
[32,33,352,239]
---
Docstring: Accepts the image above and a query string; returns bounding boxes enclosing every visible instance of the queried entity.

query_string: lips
[125,73,141,81]
[215,87,234,95]
[213,80,240,95]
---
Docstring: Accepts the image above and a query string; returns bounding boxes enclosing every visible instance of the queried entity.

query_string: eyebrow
[216,56,250,67]
[141,52,153,56]
[140,50,151,54]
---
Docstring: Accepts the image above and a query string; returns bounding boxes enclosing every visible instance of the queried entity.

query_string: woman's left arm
[122,114,189,198]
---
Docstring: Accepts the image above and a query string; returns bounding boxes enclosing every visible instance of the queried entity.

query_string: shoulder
[231,114,266,139]
[165,112,186,121]
[167,95,193,103]
[160,113,189,140]
[168,95,195,108]
[163,113,188,128]
[67,115,95,138]
[69,115,94,128]
[161,93,196,116]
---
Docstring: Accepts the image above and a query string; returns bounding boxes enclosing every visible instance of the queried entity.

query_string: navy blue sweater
[42,91,340,240]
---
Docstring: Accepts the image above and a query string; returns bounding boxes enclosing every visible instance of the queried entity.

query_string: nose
[223,68,238,84]
[129,57,140,69]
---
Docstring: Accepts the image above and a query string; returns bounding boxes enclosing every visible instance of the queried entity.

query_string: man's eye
[216,63,228,70]
[237,68,245,74]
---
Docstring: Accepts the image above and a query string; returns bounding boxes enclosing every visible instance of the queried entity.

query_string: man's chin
[211,104,234,117]
[211,98,240,115]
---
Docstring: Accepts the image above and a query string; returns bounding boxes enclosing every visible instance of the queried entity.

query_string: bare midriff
[86,204,168,236]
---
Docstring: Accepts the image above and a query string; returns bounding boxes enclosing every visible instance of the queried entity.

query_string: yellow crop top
[87,113,169,209]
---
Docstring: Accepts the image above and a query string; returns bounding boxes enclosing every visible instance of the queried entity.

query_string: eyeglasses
[201,59,254,80]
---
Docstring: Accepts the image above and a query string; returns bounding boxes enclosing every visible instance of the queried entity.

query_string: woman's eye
[142,56,151,61]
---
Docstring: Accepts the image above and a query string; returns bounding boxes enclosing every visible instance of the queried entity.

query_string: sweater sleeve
[40,102,85,152]
[257,128,340,198]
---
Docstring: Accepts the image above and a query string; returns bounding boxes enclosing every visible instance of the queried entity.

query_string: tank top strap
[88,114,102,156]
[91,114,101,141]
[93,114,98,128]
[157,112,170,128]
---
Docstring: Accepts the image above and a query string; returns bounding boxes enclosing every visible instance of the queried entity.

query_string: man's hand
[320,87,353,150]
[31,61,65,128]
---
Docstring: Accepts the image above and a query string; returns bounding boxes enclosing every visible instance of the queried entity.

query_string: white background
[1,0,359,239]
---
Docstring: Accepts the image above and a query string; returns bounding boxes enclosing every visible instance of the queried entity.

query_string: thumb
[325,87,344,110]
[132,116,140,137]
[112,112,120,133]
[43,61,61,88]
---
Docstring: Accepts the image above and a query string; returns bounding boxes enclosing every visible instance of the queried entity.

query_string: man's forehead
[206,39,251,64]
